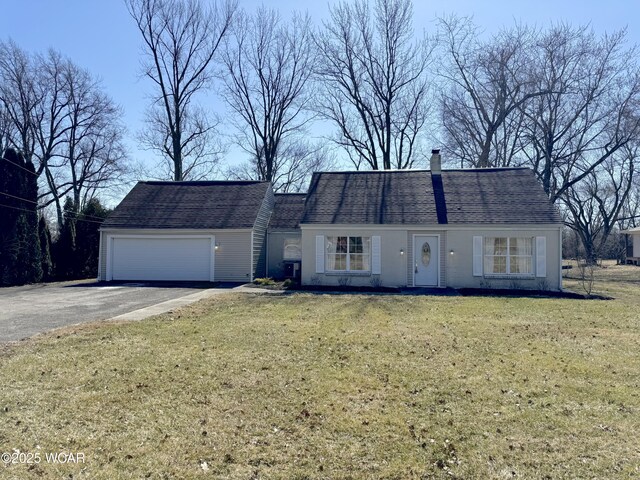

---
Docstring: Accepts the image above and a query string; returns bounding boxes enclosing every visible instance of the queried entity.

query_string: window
[283,238,301,260]
[484,237,533,275]
[326,236,371,272]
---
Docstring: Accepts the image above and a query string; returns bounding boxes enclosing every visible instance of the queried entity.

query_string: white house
[622,226,640,265]
[100,151,563,291]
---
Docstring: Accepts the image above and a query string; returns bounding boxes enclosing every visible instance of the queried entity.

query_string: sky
[2,0,639,196]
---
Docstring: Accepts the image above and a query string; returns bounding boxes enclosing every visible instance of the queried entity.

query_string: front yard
[1,264,639,478]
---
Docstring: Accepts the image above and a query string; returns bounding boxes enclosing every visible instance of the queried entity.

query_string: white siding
[315,236,325,273]
[371,236,381,274]
[536,236,547,277]
[472,236,483,276]
[214,231,253,282]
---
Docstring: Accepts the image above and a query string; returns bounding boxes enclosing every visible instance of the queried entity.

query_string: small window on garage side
[283,238,302,260]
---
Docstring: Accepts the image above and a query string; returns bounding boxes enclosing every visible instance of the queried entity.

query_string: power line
[0,191,109,221]
[1,158,115,221]
[0,155,39,176]
[0,190,37,204]
[0,202,106,225]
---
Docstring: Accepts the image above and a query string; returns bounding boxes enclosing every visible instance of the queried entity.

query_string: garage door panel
[111,237,213,281]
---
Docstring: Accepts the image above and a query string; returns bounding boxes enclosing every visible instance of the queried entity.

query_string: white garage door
[110,236,214,281]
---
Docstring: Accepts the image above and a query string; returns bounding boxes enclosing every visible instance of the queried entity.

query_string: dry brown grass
[1,266,639,479]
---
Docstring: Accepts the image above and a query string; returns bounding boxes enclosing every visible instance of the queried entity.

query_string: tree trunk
[173,134,182,181]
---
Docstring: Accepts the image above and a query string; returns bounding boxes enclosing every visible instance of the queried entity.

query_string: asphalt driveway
[0,280,228,343]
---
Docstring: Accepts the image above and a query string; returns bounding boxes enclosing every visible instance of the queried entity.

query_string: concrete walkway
[108,286,240,321]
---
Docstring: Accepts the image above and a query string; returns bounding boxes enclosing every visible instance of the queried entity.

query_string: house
[297,152,563,290]
[99,151,564,290]
[622,226,640,265]
[98,181,274,282]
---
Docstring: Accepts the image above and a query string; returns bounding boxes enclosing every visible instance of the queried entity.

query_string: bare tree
[562,143,637,264]
[0,42,129,227]
[224,141,335,193]
[58,61,129,210]
[618,177,640,230]
[126,0,236,180]
[0,40,39,164]
[438,17,543,168]
[522,25,640,202]
[220,7,319,189]
[314,0,434,170]
[0,103,10,153]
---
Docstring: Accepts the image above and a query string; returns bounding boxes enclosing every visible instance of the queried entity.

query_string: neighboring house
[98,181,274,282]
[622,227,640,265]
[100,152,564,290]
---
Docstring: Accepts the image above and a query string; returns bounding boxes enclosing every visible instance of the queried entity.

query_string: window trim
[325,235,372,273]
[483,236,534,277]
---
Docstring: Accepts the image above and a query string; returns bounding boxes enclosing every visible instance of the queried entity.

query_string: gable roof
[301,168,561,225]
[269,193,306,230]
[102,181,271,229]
[302,170,438,225]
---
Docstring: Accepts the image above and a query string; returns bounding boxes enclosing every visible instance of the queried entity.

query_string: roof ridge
[140,180,269,185]
[312,167,530,175]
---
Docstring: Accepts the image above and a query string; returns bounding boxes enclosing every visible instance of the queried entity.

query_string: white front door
[414,235,439,286]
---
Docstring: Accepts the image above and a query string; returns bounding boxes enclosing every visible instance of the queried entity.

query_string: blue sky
[2,0,639,180]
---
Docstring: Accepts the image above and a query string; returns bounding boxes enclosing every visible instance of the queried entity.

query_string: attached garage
[108,235,214,281]
[98,180,275,283]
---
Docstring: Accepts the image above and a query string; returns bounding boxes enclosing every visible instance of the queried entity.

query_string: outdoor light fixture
[449,249,455,255]
[215,243,219,250]
[400,248,404,256]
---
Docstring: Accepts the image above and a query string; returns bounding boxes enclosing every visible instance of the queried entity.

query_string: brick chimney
[430,149,441,175]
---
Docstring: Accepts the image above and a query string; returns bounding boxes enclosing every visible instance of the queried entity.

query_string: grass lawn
[1,265,639,479]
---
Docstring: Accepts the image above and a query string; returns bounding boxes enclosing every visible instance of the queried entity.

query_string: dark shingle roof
[301,168,561,225]
[270,193,306,229]
[440,169,561,224]
[302,170,438,224]
[102,181,270,229]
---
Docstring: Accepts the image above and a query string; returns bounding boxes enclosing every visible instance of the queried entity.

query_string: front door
[414,235,439,286]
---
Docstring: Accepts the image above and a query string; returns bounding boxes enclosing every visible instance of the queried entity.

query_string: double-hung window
[326,236,370,272]
[484,237,533,275]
